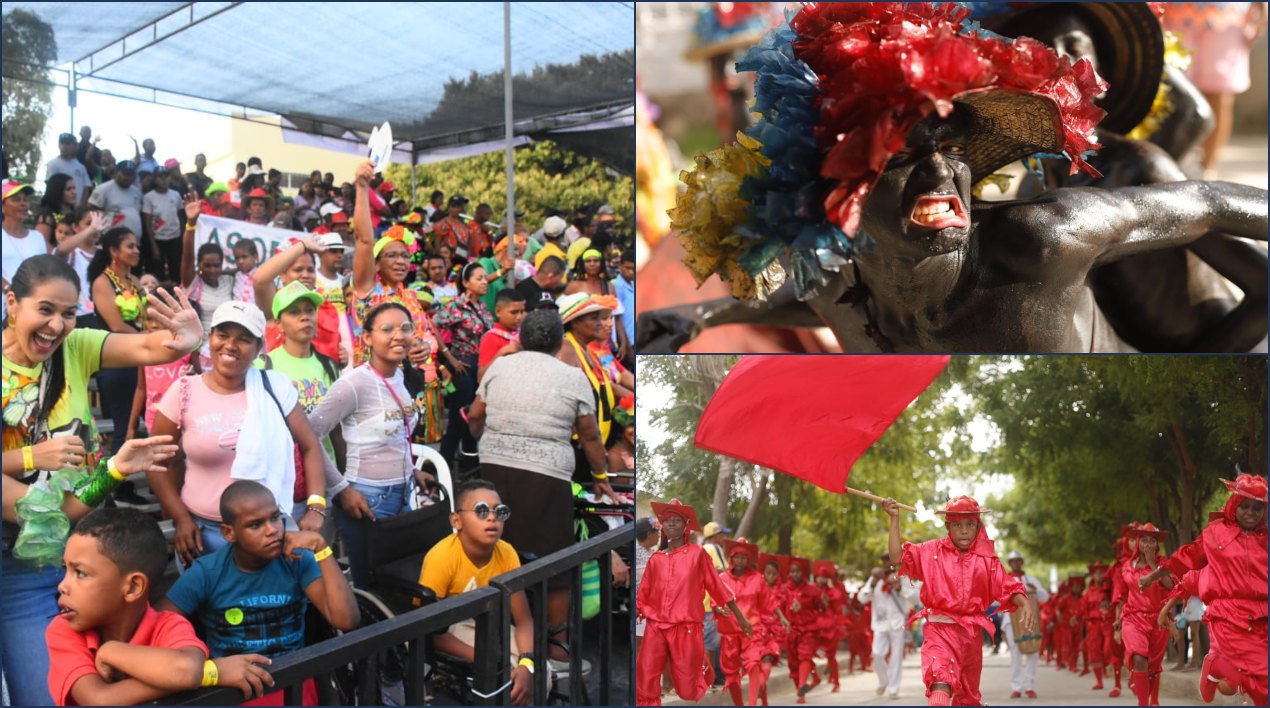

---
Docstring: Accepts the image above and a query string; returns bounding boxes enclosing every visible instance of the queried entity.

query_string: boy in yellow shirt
[418,479,537,705]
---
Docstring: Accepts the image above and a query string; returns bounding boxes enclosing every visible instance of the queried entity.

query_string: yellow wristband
[305,494,327,508]
[518,656,535,673]
[22,447,35,472]
[201,659,219,687]
[313,546,333,562]
[106,457,125,481]
[185,223,197,231]
[591,471,608,481]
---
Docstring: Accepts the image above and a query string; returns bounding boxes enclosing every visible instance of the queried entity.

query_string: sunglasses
[459,502,511,522]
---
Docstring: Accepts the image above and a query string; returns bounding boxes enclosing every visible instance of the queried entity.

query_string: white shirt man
[1001,550,1050,698]
[859,568,920,698]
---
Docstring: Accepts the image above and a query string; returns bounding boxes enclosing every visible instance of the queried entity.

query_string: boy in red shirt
[46,508,272,706]
[715,538,764,706]
[811,561,845,692]
[1111,522,1173,706]
[882,496,1035,706]
[636,500,752,706]
[1140,474,1268,705]
[782,556,821,702]
[1080,561,1112,691]
[476,289,526,382]
[754,554,791,706]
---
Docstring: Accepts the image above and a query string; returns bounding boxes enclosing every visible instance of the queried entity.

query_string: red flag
[694,355,950,493]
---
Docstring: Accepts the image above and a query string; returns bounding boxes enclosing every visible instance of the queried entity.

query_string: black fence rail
[155,587,503,706]
[490,522,633,707]
[155,523,633,706]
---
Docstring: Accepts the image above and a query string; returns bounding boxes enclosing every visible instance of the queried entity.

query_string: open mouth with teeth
[909,194,969,230]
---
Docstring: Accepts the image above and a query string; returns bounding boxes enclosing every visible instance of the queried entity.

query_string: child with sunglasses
[418,480,537,706]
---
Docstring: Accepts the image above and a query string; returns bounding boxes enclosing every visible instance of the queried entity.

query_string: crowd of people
[636,478,1268,707]
[2,135,636,706]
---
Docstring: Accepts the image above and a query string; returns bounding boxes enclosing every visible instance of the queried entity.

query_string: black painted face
[860,112,974,257]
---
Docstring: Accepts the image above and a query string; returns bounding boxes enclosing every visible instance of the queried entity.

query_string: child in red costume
[1105,524,1137,697]
[1057,575,1085,673]
[636,500,753,706]
[782,556,821,702]
[1111,522,1173,707]
[1080,561,1112,691]
[882,496,1035,706]
[1140,474,1268,705]
[1039,593,1057,664]
[715,538,765,706]
[812,561,845,692]
[753,554,791,707]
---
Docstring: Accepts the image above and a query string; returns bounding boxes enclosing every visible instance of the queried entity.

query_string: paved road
[666,647,1209,706]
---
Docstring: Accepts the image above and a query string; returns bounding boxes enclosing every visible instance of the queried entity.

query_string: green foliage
[2,9,57,180]
[383,140,631,235]
[977,356,1266,564]
[419,50,634,137]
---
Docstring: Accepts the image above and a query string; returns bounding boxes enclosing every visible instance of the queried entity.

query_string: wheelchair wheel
[326,589,405,705]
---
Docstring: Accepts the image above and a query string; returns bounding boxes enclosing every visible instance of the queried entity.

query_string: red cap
[723,538,760,568]
[812,560,838,578]
[378,181,396,194]
[330,211,350,224]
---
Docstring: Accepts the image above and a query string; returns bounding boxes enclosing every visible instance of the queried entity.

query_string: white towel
[230,368,299,514]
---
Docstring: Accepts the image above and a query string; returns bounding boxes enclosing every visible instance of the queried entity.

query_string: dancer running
[1081,562,1113,691]
[812,561,845,693]
[782,556,820,703]
[716,538,764,706]
[1112,522,1173,706]
[753,554,790,706]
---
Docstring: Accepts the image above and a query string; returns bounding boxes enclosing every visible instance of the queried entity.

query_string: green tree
[978,356,1266,564]
[384,139,631,237]
[2,8,57,179]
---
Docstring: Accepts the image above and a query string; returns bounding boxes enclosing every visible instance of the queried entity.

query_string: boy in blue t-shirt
[158,481,359,705]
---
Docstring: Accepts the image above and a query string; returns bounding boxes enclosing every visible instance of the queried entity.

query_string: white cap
[319,202,344,218]
[319,233,346,250]
[543,215,567,237]
[210,300,266,339]
[1006,550,1023,561]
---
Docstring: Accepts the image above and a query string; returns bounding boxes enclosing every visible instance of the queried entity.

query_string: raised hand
[112,435,178,475]
[146,287,202,353]
[183,191,202,222]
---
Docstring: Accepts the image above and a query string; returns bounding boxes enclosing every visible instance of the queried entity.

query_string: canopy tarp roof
[5,2,634,168]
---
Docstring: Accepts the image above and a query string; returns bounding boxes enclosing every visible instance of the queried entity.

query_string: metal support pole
[68,64,76,133]
[503,1,518,284]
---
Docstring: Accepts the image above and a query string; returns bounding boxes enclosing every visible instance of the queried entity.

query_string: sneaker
[1010,691,1022,698]
[876,686,886,696]
[888,692,901,700]
[1025,690,1038,699]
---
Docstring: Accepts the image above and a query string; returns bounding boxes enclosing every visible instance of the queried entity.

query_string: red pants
[1055,624,1072,664]
[1104,625,1124,669]
[920,622,985,706]
[1209,618,1269,704]
[1083,621,1107,666]
[786,626,818,665]
[720,633,745,687]
[637,621,710,706]
[1121,612,1167,673]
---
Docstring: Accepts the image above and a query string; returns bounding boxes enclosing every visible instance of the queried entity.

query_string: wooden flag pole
[846,487,918,512]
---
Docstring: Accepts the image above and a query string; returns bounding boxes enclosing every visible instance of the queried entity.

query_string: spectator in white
[2,182,50,304]
[424,190,444,221]
[133,137,159,176]
[860,566,921,698]
[142,167,183,281]
[185,153,213,198]
[424,254,458,303]
[45,133,92,207]
[164,158,190,200]
[87,160,142,238]
[1001,550,1050,699]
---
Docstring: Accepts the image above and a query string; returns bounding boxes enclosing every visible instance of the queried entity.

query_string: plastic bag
[13,468,82,567]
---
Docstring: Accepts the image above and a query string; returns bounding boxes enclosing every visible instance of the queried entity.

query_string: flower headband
[373,224,417,258]
[615,394,634,427]
[671,2,1107,302]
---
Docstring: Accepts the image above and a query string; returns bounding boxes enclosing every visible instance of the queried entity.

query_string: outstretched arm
[1072,181,1268,265]
[882,499,904,566]
[351,160,377,297]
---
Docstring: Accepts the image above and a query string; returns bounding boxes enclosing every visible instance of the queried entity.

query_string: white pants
[1003,620,1038,692]
[872,627,906,695]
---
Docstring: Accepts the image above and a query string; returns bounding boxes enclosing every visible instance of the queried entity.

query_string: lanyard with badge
[368,364,413,480]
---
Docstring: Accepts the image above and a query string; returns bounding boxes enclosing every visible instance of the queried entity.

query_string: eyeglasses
[459,502,511,522]
[374,323,415,336]
[379,252,411,261]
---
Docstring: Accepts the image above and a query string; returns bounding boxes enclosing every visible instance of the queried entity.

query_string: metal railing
[491,522,633,707]
[156,587,503,706]
[156,522,633,706]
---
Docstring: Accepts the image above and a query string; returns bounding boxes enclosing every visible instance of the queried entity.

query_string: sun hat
[760,553,788,578]
[788,556,812,578]
[318,233,346,251]
[1220,474,1268,503]
[650,499,701,534]
[812,560,838,578]
[934,496,994,517]
[244,188,273,207]
[723,538,760,568]
[556,292,611,325]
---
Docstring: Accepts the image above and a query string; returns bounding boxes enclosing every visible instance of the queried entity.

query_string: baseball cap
[245,164,265,176]
[206,181,229,197]
[702,521,732,537]
[529,291,558,310]
[164,158,180,169]
[318,233,346,250]
[319,202,344,218]
[330,211,350,225]
[448,195,469,207]
[2,179,35,200]
[271,281,325,319]
[210,301,266,339]
[115,160,136,173]
[543,215,567,237]
[58,132,76,144]
[377,181,396,194]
